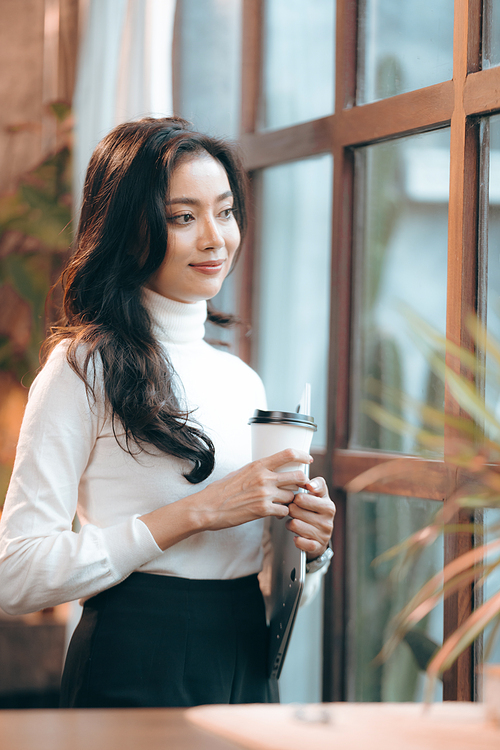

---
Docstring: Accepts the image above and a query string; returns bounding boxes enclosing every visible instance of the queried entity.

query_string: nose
[198,214,224,251]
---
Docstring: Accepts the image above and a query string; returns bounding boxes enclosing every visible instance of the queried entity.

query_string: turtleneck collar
[142,287,207,344]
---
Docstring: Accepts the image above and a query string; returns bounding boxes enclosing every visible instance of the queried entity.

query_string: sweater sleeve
[0,345,162,615]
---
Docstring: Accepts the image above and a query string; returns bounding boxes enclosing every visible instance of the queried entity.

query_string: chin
[195,281,225,302]
[178,285,224,304]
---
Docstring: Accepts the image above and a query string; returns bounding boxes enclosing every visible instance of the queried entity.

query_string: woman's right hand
[190,449,313,531]
[139,449,312,551]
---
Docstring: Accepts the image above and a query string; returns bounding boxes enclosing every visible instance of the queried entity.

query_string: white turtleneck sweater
[0,289,327,616]
[0,290,272,615]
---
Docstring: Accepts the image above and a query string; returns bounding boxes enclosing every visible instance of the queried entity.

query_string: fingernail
[309,478,321,490]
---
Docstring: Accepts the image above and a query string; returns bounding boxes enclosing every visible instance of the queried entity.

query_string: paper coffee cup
[248,410,317,487]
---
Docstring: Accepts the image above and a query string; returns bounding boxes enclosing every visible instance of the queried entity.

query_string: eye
[220,208,235,220]
[169,212,194,226]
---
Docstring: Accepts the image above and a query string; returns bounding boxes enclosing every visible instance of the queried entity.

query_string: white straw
[297,383,311,481]
[297,383,311,416]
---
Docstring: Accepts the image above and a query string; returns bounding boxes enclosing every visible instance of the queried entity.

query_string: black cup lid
[248,409,317,431]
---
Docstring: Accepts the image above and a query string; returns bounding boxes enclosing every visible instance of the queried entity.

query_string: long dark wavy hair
[43,117,248,484]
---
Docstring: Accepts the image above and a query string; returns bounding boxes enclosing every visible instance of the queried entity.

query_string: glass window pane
[204,270,240,349]
[350,129,450,456]
[261,0,335,131]
[255,156,332,702]
[483,0,500,69]
[484,115,500,419]
[483,508,500,665]
[279,578,324,703]
[483,116,500,670]
[358,0,454,104]
[255,155,333,450]
[176,0,242,138]
[347,493,443,701]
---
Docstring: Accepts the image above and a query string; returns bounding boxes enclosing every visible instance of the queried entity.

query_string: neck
[142,288,207,345]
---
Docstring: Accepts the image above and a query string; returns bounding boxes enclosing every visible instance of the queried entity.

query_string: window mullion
[441,0,482,702]
[335,0,357,111]
[240,0,263,135]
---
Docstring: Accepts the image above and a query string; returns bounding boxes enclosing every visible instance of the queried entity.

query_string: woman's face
[147,153,241,304]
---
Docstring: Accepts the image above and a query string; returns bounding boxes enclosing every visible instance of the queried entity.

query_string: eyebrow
[167,190,234,206]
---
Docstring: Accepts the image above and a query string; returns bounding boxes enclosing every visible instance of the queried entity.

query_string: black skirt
[59,571,279,708]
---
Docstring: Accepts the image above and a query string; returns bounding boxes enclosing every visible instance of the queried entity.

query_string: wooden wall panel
[58,0,80,105]
[0,0,80,194]
[0,0,45,193]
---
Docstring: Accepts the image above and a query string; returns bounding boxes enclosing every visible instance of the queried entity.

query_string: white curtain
[73,0,177,208]
[66,0,176,649]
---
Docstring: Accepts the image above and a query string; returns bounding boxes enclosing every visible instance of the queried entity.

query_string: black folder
[266,515,306,679]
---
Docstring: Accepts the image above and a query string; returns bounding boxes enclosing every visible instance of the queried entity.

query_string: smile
[189,260,225,275]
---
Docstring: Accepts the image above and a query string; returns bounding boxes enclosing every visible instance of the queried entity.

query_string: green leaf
[400,304,484,374]
[484,614,500,662]
[428,590,500,676]
[441,362,500,434]
[362,400,445,451]
[360,307,500,684]
[403,630,441,673]
[466,313,500,371]
[49,101,71,122]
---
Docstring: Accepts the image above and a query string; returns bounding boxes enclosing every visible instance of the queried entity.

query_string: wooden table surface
[187,702,500,750]
[0,709,241,750]
[1,702,499,750]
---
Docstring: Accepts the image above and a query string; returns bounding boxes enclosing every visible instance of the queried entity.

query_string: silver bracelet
[305,545,334,574]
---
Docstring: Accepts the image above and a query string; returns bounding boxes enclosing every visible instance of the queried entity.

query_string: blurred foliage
[350,492,441,701]
[0,149,72,251]
[0,103,73,506]
[350,56,442,700]
[0,103,73,373]
[351,310,500,697]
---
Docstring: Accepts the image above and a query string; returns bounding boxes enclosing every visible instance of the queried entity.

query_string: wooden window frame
[238,0,498,702]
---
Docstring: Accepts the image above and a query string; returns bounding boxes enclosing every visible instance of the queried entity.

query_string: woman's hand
[191,449,313,531]
[286,477,335,561]
[140,449,313,551]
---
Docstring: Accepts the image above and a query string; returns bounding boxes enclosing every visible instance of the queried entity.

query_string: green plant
[348,310,500,697]
[0,103,72,505]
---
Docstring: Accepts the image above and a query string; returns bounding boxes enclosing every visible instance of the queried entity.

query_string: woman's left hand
[286,477,335,561]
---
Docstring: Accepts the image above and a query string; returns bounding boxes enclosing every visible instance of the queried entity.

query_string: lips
[190,260,224,267]
[189,260,225,274]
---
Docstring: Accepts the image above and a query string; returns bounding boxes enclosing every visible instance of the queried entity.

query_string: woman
[0,117,335,708]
